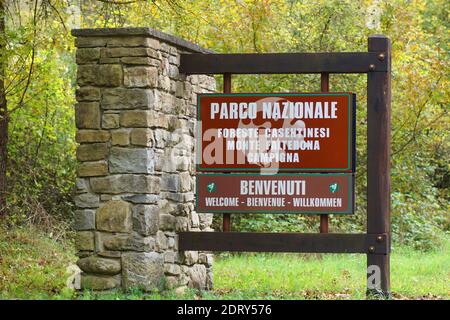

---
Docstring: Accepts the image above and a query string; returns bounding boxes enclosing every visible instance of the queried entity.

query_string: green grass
[0,224,448,300]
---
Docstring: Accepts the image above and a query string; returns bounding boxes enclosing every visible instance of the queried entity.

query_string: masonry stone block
[75,231,95,251]
[179,171,192,192]
[124,66,158,88]
[75,178,89,194]
[132,204,159,236]
[109,147,154,173]
[164,191,194,203]
[74,193,99,208]
[78,160,108,177]
[101,88,154,110]
[108,36,160,48]
[164,251,177,264]
[76,48,100,64]
[155,230,168,251]
[100,56,121,63]
[80,274,120,290]
[101,47,158,58]
[161,174,180,192]
[165,276,179,290]
[76,143,108,161]
[74,209,96,230]
[77,64,122,87]
[120,110,169,128]
[75,36,107,47]
[123,194,159,204]
[159,214,176,231]
[122,252,164,291]
[102,113,120,129]
[76,130,110,143]
[164,263,181,276]
[75,102,100,129]
[154,129,171,148]
[190,212,200,228]
[188,264,207,290]
[77,256,121,275]
[76,87,101,101]
[90,175,160,194]
[130,128,154,146]
[183,251,198,266]
[111,129,130,146]
[101,232,155,252]
[199,253,213,266]
[121,57,159,66]
[168,237,175,250]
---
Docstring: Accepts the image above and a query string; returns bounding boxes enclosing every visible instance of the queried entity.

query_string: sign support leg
[367,35,391,298]
[320,72,330,234]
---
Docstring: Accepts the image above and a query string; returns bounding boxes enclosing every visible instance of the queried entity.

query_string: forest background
[0,0,448,299]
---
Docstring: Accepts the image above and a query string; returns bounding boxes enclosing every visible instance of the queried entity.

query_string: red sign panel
[197,93,355,172]
[196,173,354,214]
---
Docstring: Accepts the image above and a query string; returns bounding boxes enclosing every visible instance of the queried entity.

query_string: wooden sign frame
[178,35,391,298]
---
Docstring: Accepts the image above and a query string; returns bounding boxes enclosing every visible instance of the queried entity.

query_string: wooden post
[367,35,391,298]
[223,73,232,232]
[0,1,7,217]
[320,72,329,233]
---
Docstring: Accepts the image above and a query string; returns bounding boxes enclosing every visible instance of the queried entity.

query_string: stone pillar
[72,28,215,291]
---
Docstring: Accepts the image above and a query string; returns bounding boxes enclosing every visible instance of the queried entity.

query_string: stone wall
[72,28,215,291]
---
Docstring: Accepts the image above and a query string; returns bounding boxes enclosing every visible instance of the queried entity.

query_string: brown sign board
[197,93,355,172]
[196,173,354,214]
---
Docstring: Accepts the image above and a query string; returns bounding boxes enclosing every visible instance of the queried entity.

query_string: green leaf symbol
[329,183,339,194]
[207,182,216,193]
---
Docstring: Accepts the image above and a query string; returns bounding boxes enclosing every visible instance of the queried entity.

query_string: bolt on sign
[196,92,356,215]
[197,93,356,172]
[196,173,354,214]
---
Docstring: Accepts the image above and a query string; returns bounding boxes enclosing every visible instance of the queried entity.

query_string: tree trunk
[0,1,7,216]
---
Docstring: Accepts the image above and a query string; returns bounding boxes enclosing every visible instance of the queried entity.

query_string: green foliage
[4,1,76,230]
